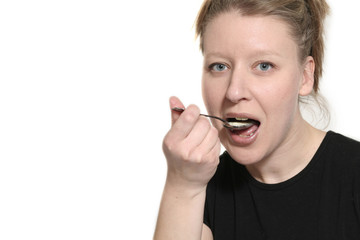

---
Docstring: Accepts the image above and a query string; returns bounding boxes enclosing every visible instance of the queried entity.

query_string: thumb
[169,96,185,126]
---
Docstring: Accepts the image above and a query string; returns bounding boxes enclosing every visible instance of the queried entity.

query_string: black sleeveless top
[204,131,360,240]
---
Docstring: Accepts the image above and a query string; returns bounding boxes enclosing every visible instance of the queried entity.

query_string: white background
[0,0,359,239]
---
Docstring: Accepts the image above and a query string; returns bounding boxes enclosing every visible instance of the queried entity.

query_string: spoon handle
[171,107,228,124]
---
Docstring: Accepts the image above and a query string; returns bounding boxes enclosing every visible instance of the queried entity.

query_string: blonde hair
[195,0,330,128]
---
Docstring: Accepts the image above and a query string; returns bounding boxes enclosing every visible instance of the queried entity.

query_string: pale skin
[154,10,326,240]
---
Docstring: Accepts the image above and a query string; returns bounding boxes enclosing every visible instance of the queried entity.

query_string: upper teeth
[235,117,248,121]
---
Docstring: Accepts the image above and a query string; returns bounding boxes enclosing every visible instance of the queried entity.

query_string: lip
[224,112,261,146]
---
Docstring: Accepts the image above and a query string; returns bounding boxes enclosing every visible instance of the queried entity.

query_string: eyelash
[208,63,230,72]
[207,61,276,73]
[255,62,275,72]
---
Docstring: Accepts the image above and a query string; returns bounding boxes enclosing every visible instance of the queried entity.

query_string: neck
[246,116,326,184]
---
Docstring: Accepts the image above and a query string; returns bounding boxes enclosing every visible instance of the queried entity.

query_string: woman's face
[202,11,314,165]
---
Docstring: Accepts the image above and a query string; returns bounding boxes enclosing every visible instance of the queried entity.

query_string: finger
[204,137,221,169]
[184,116,211,148]
[204,132,221,164]
[189,126,219,161]
[199,127,220,156]
[169,96,185,126]
[169,104,201,141]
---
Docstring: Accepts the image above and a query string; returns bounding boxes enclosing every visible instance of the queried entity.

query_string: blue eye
[209,63,228,72]
[256,62,273,71]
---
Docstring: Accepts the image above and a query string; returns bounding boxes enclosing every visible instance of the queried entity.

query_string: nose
[225,68,251,103]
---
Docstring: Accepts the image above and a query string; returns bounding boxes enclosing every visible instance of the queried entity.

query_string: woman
[154,0,360,239]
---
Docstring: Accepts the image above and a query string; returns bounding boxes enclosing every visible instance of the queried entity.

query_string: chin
[219,128,265,166]
[223,144,265,166]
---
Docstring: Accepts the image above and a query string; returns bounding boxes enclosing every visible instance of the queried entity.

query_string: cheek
[202,82,224,130]
[202,77,223,111]
[259,76,300,117]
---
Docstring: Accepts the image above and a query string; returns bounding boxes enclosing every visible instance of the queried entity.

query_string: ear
[299,56,315,96]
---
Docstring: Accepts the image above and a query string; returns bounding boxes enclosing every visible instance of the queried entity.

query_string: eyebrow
[203,52,228,58]
[204,50,283,59]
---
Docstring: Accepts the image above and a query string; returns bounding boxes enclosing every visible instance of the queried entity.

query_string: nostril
[225,80,252,103]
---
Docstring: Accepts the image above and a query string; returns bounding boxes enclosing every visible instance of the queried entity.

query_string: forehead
[202,11,298,59]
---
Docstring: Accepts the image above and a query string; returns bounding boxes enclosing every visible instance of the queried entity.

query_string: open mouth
[226,117,260,137]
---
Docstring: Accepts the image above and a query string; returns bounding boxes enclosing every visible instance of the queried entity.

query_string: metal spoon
[171,107,252,130]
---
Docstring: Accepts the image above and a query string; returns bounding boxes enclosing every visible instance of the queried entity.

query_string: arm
[154,97,220,240]
[154,180,208,240]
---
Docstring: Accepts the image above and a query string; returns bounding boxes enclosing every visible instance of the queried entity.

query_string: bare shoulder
[201,224,213,240]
